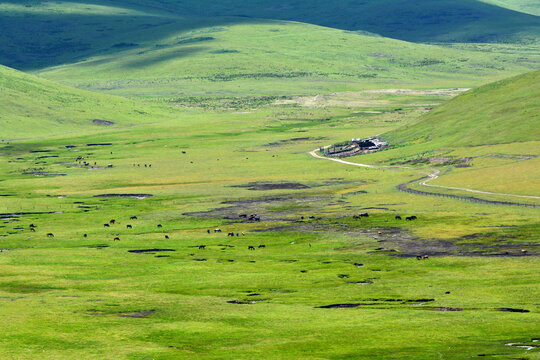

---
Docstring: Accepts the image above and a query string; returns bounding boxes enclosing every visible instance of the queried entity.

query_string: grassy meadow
[0,0,539,358]
[1,70,539,358]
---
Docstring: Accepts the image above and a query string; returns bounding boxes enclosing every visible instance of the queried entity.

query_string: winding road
[309,148,540,207]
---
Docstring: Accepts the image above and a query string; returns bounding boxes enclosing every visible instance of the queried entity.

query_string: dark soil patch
[432,307,463,311]
[193,258,207,261]
[36,155,59,159]
[87,245,109,249]
[317,303,363,309]
[94,194,153,199]
[232,182,310,190]
[264,137,328,147]
[86,143,113,147]
[92,119,115,126]
[118,310,155,318]
[22,172,66,177]
[128,249,175,254]
[29,150,52,153]
[0,211,58,219]
[498,307,529,313]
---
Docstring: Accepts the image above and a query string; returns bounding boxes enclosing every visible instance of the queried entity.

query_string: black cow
[360,213,369,217]
[104,224,110,227]
[165,235,169,239]
[47,233,54,238]
[248,246,255,250]
[258,245,266,248]
[395,216,402,220]
[157,224,163,228]
[199,245,206,250]
[113,236,120,241]
[83,234,87,238]
[406,216,417,221]
[109,219,116,224]
[130,216,138,220]
[126,225,132,229]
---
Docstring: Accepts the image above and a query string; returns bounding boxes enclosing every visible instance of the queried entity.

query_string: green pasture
[0,76,539,358]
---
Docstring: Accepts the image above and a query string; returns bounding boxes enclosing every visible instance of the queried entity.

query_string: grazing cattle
[423,255,429,259]
[207,229,211,234]
[416,255,422,260]
[353,215,359,219]
[406,216,417,221]
[227,232,234,237]
[182,151,186,154]
[29,224,36,228]
[378,231,382,235]
[309,216,315,219]
[395,216,402,220]
[130,216,138,220]
[241,232,245,236]
[83,234,87,238]
[165,235,169,239]
[104,223,110,227]
[199,245,206,250]
[126,225,132,229]
[214,228,222,233]
[30,227,36,232]
[109,219,116,224]
[236,233,239,237]
[360,213,369,217]
[47,233,54,237]
[258,245,266,248]
[248,246,255,250]
[239,214,247,218]
[113,237,120,241]
[521,249,528,255]
[157,224,163,228]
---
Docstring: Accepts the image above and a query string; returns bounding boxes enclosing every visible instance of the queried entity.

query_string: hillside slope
[34,18,539,99]
[0,65,160,139]
[383,70,540,147]
[83,0,540,43]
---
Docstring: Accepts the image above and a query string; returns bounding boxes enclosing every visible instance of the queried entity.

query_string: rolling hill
[0,65,162,139]
[82,0,540,43]
[1,2,538,100]
[383,70,540,147]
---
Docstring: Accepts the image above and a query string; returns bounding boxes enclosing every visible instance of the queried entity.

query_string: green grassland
[0,1,539,358]
[0,65,174,139]
[78,0,540,43]
[0,64,539,358]
[1,2,539,100]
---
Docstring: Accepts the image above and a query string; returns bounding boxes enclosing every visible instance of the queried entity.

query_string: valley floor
[0,90,538,359]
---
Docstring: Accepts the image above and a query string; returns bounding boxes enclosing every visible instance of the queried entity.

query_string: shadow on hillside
[0,0,538,72]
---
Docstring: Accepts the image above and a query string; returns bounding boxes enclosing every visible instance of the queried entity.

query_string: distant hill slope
[383,70,540,147]
[480,0,540,16]
[0,65,157,139]
[82,0,540,43]
[32,18,538,99]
